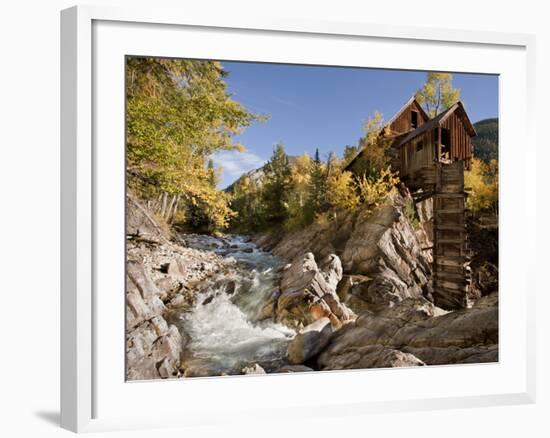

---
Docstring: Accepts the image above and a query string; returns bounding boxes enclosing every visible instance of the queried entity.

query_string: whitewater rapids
[176,234,295,374]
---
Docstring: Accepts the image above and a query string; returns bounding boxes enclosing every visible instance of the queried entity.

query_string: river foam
[178,234,295,373]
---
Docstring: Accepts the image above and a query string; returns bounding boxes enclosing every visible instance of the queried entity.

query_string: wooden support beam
[436,208,464,214]
[436,238,465,244]
[431,159,470,310]
[434,225,466,231]
[433,193,467,198]
[437,126,442,161]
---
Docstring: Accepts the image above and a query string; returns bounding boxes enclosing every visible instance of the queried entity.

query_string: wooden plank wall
[440,112,473,169]
[400,112,473,179]
[400,130,434,178]
[389,101,429,134]
[390,110,412,134]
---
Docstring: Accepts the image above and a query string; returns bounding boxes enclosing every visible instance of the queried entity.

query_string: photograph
[125,57,499,380]
[1,0,544,435]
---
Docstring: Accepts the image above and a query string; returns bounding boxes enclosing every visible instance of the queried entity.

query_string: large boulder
[287,317,333,365]
[320,344,425,369]
[317,293,498,370]
[319,254,343,290]
[276,253,355,329]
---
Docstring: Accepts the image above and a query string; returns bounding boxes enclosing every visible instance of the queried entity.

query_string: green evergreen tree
[262,143,292,225]
[207,159,217,188]
[305,148,328,220]
[229,175,266,233]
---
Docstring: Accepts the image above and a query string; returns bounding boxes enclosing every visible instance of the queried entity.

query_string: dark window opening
[416,140,424,152]
[411,110,419,129]
[440,128,451,160]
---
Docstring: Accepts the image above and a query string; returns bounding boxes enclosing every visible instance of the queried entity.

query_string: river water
[177,234,295,375]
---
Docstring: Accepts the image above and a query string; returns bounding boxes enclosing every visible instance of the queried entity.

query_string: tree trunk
[165,194,176,220]
[160,192,168,218]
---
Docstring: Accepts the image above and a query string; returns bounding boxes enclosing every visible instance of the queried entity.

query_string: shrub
[356,167,399,214]
[404,199,420,229]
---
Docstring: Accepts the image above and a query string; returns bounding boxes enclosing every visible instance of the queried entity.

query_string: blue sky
[213,61,498,188]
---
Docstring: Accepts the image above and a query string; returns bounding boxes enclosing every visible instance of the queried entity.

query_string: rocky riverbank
[126,195,296,379]
[317,293,498,370]
[126,196,239,379]
[125,187,498,380]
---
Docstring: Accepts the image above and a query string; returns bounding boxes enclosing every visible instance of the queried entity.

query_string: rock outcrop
[258,186,434,316]
[276,253,355,329]
[317,293,498,370]
[321,345,425,369]
[287,317,333,365]
[126,315,184,380]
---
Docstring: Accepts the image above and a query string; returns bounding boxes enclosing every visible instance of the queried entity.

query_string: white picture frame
[60,4,537,433]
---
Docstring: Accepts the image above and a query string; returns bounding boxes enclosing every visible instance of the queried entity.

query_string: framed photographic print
[61,4,536,433]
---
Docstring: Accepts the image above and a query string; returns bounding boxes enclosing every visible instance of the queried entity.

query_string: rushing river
[176,234,295,375]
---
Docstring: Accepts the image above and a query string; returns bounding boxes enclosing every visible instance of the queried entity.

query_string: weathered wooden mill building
[347,96,477,309]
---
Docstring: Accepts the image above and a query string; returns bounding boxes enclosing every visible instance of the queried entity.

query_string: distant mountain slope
[224,167,265,193]
[473,118,498,162]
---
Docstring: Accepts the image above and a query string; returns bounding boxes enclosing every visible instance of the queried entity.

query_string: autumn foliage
[126,57,261,232]
[465,158,499,216]
[230,142,399,233]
